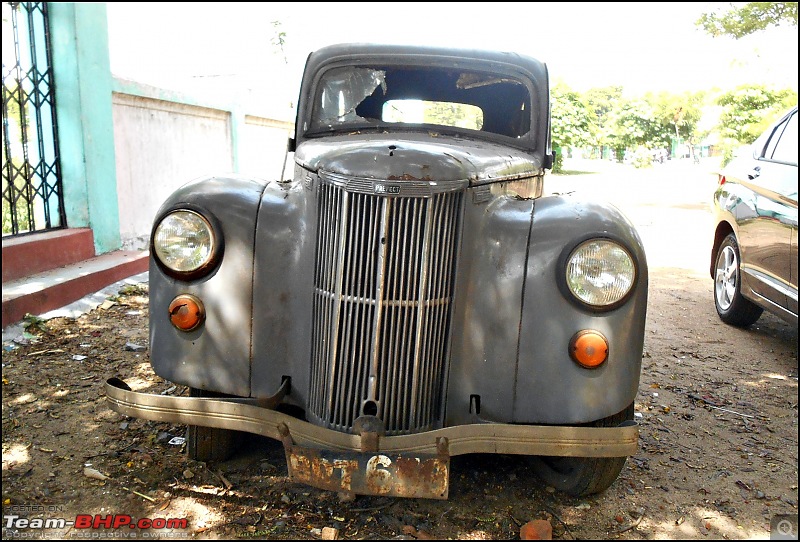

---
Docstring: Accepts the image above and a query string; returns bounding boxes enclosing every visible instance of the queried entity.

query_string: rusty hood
[294,133,544,184]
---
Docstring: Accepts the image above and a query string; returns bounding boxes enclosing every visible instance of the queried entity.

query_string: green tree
[270,20,288,64]
[583,86,624,121]
[423,101,482,130]
[715,84,797,163]
[550,83,594,172]
[649,91,706,157]
[583,86,624,159]
[697,2,797,38]
[607,100,663,162]
[578,89,709,166]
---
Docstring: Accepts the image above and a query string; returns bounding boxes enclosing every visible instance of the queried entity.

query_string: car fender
[250,168,318,405]
[515,194,648,424]
[149,175,270,397]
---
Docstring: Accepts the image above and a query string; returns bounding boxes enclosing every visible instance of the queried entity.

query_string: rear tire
[530,403,634,497]
[186,388,240,462]
[713,233,763,327]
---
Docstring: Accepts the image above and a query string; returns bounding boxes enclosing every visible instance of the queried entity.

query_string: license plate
[285,445,449,499]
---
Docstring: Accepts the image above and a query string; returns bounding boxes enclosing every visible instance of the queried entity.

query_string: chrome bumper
[105,378,638,499]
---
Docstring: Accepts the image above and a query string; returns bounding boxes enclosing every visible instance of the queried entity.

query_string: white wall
[111,91,294,250]
[240,115,294,182]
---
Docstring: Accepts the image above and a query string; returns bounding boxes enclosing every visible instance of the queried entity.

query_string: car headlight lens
[566,239,635,308]
[153,210,215,274]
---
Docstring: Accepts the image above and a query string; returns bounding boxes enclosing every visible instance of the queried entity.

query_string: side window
[769,111,797,165]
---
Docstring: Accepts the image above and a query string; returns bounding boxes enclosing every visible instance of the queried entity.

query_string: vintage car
[106,43,648,499]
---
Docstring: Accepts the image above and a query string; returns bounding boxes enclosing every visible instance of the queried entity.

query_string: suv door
[737,109,798,315]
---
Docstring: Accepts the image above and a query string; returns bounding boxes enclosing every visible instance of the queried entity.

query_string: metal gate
[2,2,65,237]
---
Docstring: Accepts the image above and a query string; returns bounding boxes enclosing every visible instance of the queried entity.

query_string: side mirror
[544,151,556,170]
[287,137,296,153]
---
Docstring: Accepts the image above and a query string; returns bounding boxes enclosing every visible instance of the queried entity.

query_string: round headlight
[153,210,216,275]
[565,239,636,308]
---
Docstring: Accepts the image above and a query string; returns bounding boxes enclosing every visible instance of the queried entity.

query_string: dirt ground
[2,160,798,540]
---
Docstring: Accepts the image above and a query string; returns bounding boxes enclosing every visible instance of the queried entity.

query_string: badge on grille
[374,183,401,195]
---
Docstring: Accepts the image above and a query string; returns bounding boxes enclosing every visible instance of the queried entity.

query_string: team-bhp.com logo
[4,512,188,538]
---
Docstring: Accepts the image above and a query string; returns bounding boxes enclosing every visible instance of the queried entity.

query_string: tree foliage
[716,84,797,143]
[270,20,288,64]
[696,2,798,38]
[423,101,482,130]
[550,84,594,171]
[546,78,796,169]
[649,91,706,145]
[714,84,797,164]
[607,100,663,160]
[582,86,624,153]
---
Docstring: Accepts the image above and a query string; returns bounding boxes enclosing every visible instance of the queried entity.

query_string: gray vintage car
[106,43,648,499]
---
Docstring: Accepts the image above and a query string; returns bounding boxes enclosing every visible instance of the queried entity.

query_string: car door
[791,225,798,316]
[737,109,798,316]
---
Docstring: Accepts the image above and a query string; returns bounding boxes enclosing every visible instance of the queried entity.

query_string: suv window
[768,111,797,165]
[310,65,531,138]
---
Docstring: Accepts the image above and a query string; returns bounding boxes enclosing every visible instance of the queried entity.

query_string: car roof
[302,42,549,78]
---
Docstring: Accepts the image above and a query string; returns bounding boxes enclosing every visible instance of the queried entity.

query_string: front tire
[186,388,240,462]
[714,233,762,327]
[530,403,634,496]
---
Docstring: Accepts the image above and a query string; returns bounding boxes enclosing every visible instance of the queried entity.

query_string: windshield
[309,65,532,139]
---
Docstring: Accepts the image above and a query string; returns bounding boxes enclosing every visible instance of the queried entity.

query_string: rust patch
[387,173,433,181]
[285,445,449,499]
[288,448,357,492]
[360,431,379,452]
[390,456,448,498]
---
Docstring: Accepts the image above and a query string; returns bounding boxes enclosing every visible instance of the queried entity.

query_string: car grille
[308,178,463,435]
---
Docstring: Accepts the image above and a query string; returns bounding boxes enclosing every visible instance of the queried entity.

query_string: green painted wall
[49,3,120,254]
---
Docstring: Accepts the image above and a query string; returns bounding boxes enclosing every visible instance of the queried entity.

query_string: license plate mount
[284,444,449,500]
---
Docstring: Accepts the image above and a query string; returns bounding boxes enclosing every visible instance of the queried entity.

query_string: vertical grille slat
[343,193,366,427]
[309,181,463,435]
[427,193,460,423]
[334,192,358,428]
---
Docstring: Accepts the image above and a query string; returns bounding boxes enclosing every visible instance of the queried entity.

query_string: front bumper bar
[105,378,638,499]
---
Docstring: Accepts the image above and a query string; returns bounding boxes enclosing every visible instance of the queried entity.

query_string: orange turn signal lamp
[569,330,609,368]
[168,294,205,331]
